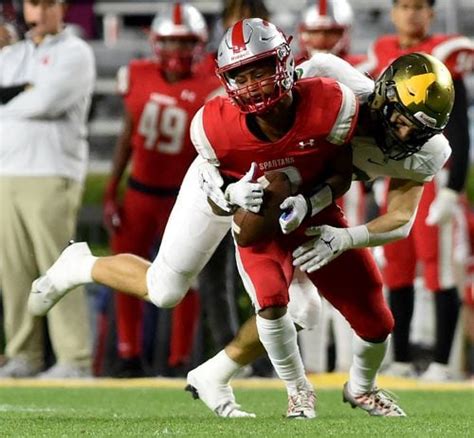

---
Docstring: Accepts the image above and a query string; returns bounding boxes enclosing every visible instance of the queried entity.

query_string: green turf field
[0,379,473,437]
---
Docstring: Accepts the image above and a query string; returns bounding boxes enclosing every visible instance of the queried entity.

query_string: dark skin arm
[109,108,134,183]
[103,108,133,233]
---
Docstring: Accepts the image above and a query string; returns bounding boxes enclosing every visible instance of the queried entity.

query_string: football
[232,171,292,247]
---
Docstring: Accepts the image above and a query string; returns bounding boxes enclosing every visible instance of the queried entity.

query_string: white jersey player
[29,52,452,417]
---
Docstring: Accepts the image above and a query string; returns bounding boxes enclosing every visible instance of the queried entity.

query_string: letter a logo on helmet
[230,21,249,54]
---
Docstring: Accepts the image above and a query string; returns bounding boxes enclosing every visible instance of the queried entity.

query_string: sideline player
[102,3,221,377]
[358,0,473,380]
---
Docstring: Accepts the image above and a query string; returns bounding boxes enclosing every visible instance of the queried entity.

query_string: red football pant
[237,205,393,341]
[111,188,200,362]
[383,178,456,292]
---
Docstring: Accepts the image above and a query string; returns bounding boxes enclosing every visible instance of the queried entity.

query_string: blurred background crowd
[0,0,473,382]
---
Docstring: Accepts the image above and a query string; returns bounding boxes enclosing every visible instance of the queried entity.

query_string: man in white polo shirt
[0,0,95,378]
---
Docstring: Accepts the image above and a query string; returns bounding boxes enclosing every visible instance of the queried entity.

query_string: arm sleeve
[298,53,374,101]
[444,78,470,192]
[0,43,95,119]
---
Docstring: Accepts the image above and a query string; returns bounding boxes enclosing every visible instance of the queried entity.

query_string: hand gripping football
[232,171,292,247]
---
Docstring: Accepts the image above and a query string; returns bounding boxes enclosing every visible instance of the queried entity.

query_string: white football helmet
[299,0,353,57]
[216,18,295,114]
[150,2,208,74]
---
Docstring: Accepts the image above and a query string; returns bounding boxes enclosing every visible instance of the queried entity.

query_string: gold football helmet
[370,52,454,160]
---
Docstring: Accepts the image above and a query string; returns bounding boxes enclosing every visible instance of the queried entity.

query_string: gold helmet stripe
[396,72,436,106]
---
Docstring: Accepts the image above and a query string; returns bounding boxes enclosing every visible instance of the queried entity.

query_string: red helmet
[150,3,208,75]
[216,18,295,114]
[299,0,353,57]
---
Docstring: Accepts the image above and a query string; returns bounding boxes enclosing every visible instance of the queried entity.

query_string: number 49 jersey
[118,59,222,188]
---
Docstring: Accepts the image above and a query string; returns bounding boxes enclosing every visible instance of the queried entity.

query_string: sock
[48,243,97,289]
[434,287,460,364]
[349,334,388,396]
[79,254,97,284]
[388,286,414,362]
[256,313,308,394]
[200,350,242,384]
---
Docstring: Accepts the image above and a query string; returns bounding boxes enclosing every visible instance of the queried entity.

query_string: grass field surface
[0,375,472,437]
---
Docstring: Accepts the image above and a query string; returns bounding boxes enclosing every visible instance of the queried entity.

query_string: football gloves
[198,161,232,213]
[293,225,353,273]
[224,162,263,213]
[279,194,308,234]
[426,187,459,226]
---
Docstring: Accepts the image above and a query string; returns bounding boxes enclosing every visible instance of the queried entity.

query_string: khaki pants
[0,176,92,368]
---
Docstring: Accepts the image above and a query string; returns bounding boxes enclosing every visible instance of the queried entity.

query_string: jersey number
[138,101,187,154]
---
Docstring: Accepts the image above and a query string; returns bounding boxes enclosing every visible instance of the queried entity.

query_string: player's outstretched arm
[293,178,423,272]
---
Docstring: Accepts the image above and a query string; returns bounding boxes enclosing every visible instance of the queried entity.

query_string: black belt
[128,177,180,197]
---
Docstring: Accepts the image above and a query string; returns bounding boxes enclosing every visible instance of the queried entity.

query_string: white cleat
[185,365,256,418]
[28,242,93,316]
[287,386,316,419]
[343,382,407,417]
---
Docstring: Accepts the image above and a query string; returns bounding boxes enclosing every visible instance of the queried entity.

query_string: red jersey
[191,78,358,193]
[361,34,474,79]
[119,59,221,188]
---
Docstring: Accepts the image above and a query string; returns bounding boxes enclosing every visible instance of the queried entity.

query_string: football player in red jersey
[190,18,405,418]
[298,0,366,67]
[102,3,221,376]
[191,0,272,375]
[359,0,473,380]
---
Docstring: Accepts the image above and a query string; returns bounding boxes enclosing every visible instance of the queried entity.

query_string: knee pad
[288,270,321,329]
[146,254,192,308]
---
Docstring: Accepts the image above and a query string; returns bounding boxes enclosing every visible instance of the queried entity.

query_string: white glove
[279,194,308,234]
[198,161,232,213]
[225,162,263,213]
[293,225,353,273]
[426,187,459,226]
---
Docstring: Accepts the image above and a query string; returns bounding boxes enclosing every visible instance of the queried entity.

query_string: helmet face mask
[150,3,208,75]
[370,53,454,160]
[152,35,201,75]
[378,100,438,160]
[216,19,295,114]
